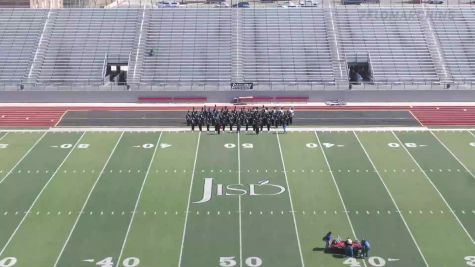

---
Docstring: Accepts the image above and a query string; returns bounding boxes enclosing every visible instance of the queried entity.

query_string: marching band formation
[185,106,295,134]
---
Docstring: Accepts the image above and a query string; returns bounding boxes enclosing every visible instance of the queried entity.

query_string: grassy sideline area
[0,130,473,267]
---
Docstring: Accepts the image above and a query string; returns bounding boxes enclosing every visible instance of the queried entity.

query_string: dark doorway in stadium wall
[105,63,128,86]
[348,61,372,85]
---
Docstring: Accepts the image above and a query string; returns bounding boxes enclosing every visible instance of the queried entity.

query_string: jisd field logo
[194,178,286,204]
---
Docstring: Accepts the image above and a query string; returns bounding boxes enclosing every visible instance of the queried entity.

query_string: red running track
[0,105,475,128]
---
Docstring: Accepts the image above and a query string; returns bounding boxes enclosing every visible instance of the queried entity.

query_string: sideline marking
[314,131,368,267]
[276,134,305,267]
[354,132,429,267]
[0,132,48,185]
[430,131,475,180]
[116,132,163,266]
[0,132,85,257]
[53,132,125,267]
[237,133,243,267]
[391,131,475,244]
[178,132,201,267]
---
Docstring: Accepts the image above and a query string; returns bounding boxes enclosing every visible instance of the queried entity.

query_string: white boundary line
[0,132,86,257]
[178,132,201,267]
[116,132,162,267]
[237,133,243,267]
[430,130,475,181]
[276,133,305,267]
[313,131,368,267]
[0,131,48,185]
[353,132,429,267]
[3,127,475,133]
[53,132,125,267]
[391,131,475,245]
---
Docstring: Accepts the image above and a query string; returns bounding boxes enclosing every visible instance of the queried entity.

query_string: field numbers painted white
[343,256,386,267]
[465,256,475,266]
[368,257,386,267]
[95,257,140,267]
[55,144,90,149]
[219,257,262,267]
[220,257,237,267]
[122,257,140,267]
[343,257,359,267]
[159,143,172,149]
[469,142,475,147]
[96,257,114,267]
[306,143,318,148]
[244,257,262,267]
[322,143,335,148]
[77,144,90,149]
[242,143,253,149]
[388,143,422,148]
[142,143,154,149]
[224,143,236,149]
[0,144,8,149]
[0,257,17,267]
[225,143,254,149]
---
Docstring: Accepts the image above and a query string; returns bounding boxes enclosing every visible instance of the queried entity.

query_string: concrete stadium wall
[2,89,475,103]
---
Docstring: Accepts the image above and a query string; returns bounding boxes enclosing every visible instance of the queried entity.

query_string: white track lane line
[0,131,48,185]
[53,132,125,267]
[115,132,162,267]
[0,132,86,257]
[314,131,368,267]
[391,131,475,245]
[276,133,305,267]
[430,131,475,181]
[353,131,429,267]
[178,132,201,267]
[237,133,243,267]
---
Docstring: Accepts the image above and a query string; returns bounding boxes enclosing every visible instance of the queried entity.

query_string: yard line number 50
[220,256,262,267]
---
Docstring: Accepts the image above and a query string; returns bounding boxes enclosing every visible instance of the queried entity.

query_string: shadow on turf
[312,247,346,259]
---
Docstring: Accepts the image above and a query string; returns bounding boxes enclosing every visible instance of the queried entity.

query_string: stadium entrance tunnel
[347,53,373,88]
[105,63,128,86]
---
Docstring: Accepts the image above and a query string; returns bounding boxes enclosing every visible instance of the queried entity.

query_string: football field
[0,129,474,267]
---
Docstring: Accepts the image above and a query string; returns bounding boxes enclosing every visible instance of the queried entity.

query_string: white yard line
[430,131,475,181]
[313,131,368,267]
[53,132,125,267]
[0,131,48,185]
[0,132,9,141]
[353,132,429,267]
[0,132,86,257]
[237,133,243,267]
[116,132,162,267]
[178,132,201,267]
[391,131,475,245]
[276,133,305,267]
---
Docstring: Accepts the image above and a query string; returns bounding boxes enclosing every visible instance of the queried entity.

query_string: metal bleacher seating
[239,9,335,86]
[335,7,439,85]
[137,9,232,88]
[0,9,47,87]
[31,9,141,86]
[1,7,475,90]
[430,8,475,84]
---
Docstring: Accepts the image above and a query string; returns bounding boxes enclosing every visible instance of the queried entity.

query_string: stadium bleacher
[0,9,47,86]
[0,7,475,91]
